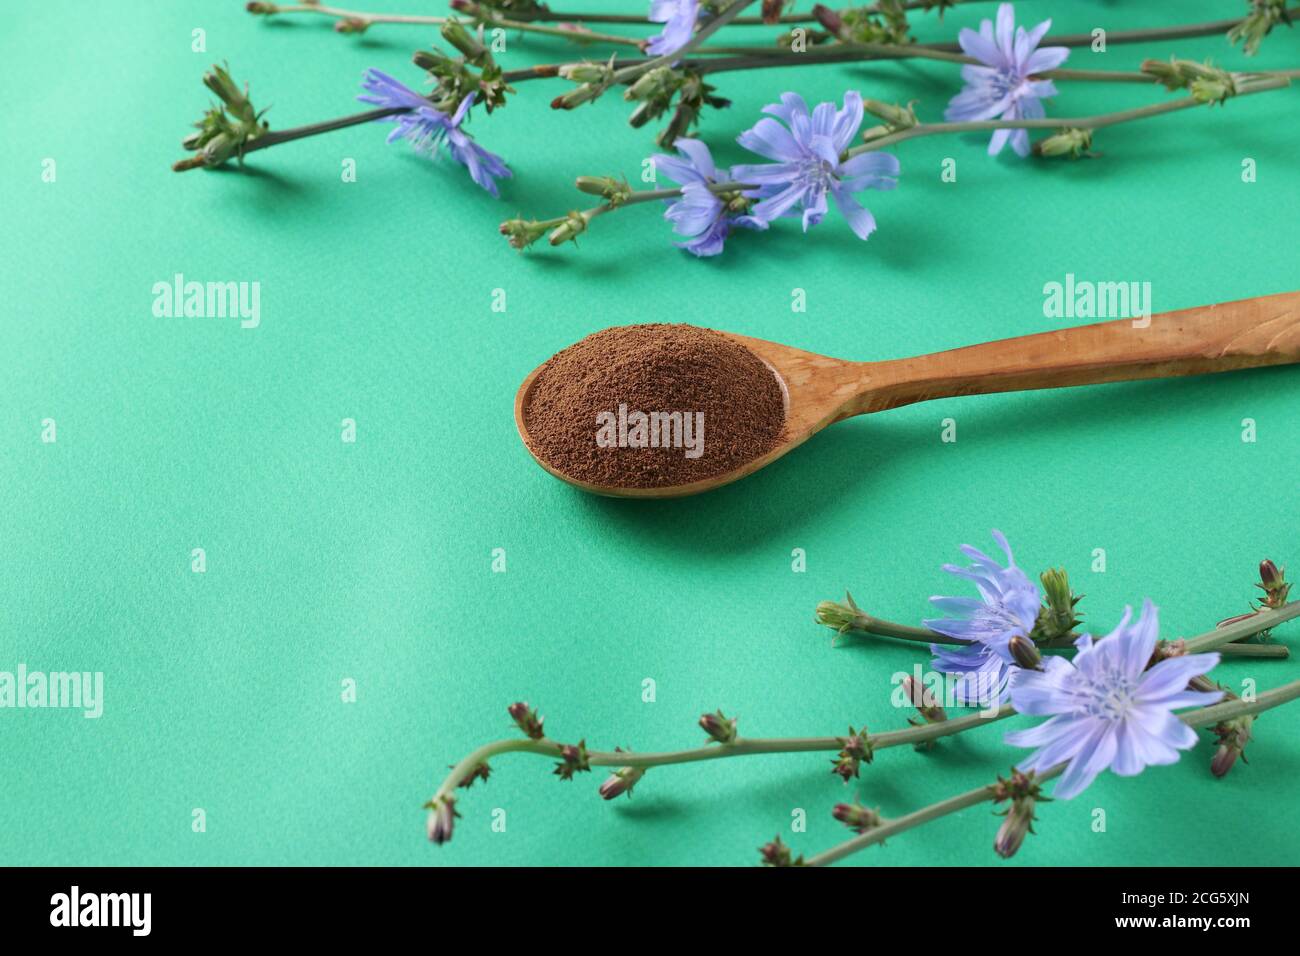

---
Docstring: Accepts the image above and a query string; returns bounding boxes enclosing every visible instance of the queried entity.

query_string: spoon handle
[859,290,1300,413]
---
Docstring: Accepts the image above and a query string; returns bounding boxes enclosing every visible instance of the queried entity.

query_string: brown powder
[522,324,786,489]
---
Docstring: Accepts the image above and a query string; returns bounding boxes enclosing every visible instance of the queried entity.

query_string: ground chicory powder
[522,324,786,489]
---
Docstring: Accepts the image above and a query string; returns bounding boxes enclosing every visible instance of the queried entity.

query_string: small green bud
[334,16,370,34]
[1034,127,1093,158]
[815,592,866,634]
[557,59,616,86]
[441,19,487,63]
[548,210,592,245]
[625,66,680,102]
[1190,75,1237,105]
[862,98,918,130]
[575,176,633,205]
[499,218,551,251]
[1228,0,1292,56]
[1031,567,1083,639]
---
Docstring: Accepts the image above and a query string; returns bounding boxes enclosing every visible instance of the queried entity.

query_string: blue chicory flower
[1006,600,1223,799]
[646,0,701,56]
[943,2,1069,157]
[925,530,1042,707]
[731,91,900,239]
[652,138,766,257]
[358,69,512,196]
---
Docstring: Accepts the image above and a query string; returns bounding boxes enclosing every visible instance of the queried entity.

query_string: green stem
[804,676,1300,867]
[847,75,1292,156]
[254,1,644,46]
[1184,601,1300,654]
[823,604,1291,657]
[432,704,1016,802]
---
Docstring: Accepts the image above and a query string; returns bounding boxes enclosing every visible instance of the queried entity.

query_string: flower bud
[441,20,488,63]
[625,66,679,103]
[598,765,646,800]
[547,210,592,246]
[1035,128,1094,158]
[551,84,606,110]
[553,739,591,780]
[903,675,949,725]
[811,3,844,36]
[457,761,491,789]
[759,836,803,867]
[334,16,370,34]
[700,709,738,744]
[499,218,551,251]
[246,2,278,14]
[990,767,1048,858]
[862,98,918,130]
[761,0,788,24]
[425,795,459,845]
[831,725,873,781]
[575,176,632,204]
[1211,716,1253,778]
[508,701,545,739]
[1227,0,1290,56]
[832,801,882,834]
[1008,634,1043,671]
[815,591,866,635]
[1258,559,1290,607]
[200,133,238,167]
[558,60,615,85]
[1190,76,1236,105]
[994,796,1036,859]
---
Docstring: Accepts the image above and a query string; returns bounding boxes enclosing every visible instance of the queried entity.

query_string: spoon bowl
[516,291,1300,498]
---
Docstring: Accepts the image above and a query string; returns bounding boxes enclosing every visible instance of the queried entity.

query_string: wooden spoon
[515,290,1300,498]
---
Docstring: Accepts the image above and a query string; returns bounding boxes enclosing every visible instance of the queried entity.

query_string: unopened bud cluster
[759,836,805,867]
[990,768,1049,859]
[176,63,269,170]
[700,709,738,744]
[832,725,873,781]
[1141,57,1238,104]
[832,800,883,835]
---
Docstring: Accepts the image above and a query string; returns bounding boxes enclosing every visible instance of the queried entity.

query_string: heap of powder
[522,324,786,489]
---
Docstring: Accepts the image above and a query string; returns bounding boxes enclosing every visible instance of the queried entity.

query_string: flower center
[992,69,1029,102]
[1071,669,1138,722]
[799,155,837,191]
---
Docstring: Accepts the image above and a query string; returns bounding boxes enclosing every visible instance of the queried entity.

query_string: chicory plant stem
[847,75,1293,156]
[433,705,1017,804]
[253,2,646,45]
[827,606,1291,657]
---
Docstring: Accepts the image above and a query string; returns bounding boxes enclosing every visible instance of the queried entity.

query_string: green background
[2,0,1298,867]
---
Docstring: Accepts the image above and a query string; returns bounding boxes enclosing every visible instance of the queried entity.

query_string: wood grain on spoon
[516,290,1300,498]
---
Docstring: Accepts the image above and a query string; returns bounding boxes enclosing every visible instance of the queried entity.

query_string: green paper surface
[1,1,1298,867]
